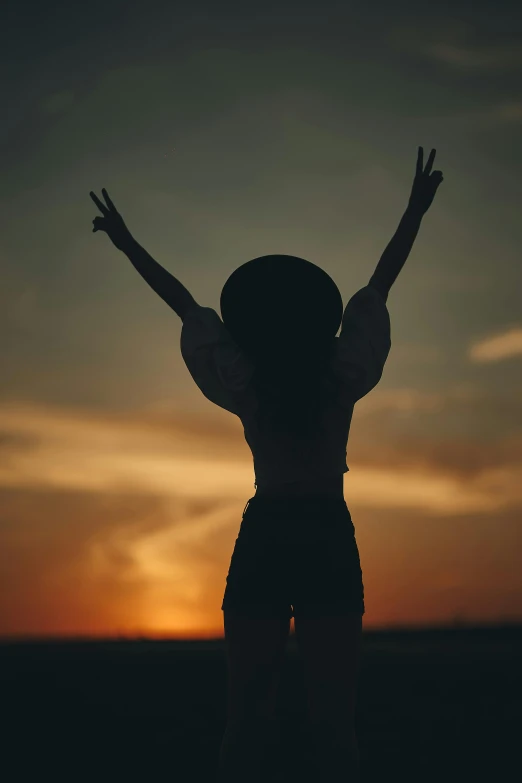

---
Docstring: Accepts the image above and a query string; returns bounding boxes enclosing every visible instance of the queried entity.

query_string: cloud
[469,326,522,362]
[0,400,252,501]
[355,387,446,415]
[1,395,521,637]
[2,482,521,638]
[354,384,522,427]
[424,43,522,70]
[392,24,522,72]
[389,342,445,366]
[0,487,162,636]
[494,103,522,122]
[407,101,522,132]
[347,461,522,515]
[352,385,522,483]
[1,397,522,518]
[389,28,522,129]
[0,485,234,638]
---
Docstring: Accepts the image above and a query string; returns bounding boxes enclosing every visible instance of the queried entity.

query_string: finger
[90,191,109,216]
[424,148,436,175]
[92,216,105,232]
[416,146,423,176]
[102,188,117,212]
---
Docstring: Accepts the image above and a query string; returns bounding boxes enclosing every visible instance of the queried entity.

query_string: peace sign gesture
[408,147,444,215]
[89,188,134,251]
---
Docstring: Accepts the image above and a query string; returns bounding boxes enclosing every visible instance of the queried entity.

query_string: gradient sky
[1,0,521,638]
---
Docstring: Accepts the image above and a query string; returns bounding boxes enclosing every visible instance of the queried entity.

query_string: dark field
[2,625,520,782]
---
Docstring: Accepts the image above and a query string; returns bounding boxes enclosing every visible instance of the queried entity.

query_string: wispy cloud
[356,388,446,415]
[0,401,252,501]
[0,485,232,638]
[354,385,520,423]
[392,24,522,72]
[409,101,522,131]
[424,42,522,70]
[1,397,521,637]
[1,398,521,516]
[469,327,522,362]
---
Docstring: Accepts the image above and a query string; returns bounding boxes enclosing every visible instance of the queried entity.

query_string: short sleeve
[180,305,255,415]
[332,285,391,402]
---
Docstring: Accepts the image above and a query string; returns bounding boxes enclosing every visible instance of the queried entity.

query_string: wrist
[118,234,137,253]
[405,202,425,220]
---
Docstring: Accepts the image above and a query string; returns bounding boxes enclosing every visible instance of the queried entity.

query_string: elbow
[368,278,389,303]
[175,294,200,321]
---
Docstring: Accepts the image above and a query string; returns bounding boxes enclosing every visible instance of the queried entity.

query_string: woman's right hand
[89,188,134,251]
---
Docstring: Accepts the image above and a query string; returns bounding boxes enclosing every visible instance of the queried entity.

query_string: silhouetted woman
[89,146,443,782]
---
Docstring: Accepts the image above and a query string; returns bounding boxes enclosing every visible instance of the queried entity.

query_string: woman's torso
[254,473,344,498]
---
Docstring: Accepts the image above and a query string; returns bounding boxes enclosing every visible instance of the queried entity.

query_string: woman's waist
[254,473,344,499]
[242,487,352,528]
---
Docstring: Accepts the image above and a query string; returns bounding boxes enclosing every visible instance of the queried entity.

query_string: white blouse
[180,285,391,487]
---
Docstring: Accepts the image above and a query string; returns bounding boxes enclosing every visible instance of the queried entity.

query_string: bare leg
[295,612,363,783]
[217,611,290,782]
[217,715,280,783]
[306,718,361,782]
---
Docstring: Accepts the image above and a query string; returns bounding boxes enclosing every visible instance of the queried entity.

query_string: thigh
[222,502,292,618]
[294,612,363,723]
[291,504,365,616]
[223,611,291,720]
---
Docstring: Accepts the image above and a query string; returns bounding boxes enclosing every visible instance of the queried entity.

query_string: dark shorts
[221,494,365,619]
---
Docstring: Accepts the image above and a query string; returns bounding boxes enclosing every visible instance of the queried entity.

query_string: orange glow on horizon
[1,397,521,638]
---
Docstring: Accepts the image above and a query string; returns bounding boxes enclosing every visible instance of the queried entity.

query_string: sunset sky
[1,0,521,638]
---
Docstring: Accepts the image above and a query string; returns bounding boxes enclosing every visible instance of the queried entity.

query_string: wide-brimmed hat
[220,255,343,357]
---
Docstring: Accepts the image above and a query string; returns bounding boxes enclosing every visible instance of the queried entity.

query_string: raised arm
[369,147,444,301]
[89,188,198,320]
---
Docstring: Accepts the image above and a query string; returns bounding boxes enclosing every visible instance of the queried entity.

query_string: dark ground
[1,625,520,782]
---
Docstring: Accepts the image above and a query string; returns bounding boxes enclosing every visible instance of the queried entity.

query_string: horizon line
[2,619,522,645]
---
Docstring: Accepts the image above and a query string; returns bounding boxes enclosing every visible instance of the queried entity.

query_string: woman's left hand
[407,147,444,215]
[90,188,134,251]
